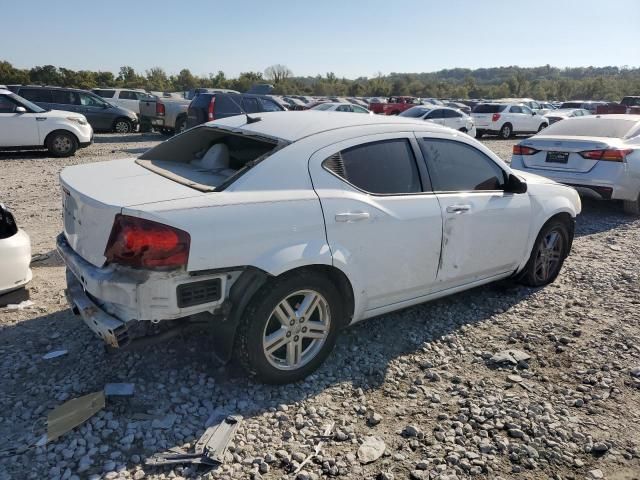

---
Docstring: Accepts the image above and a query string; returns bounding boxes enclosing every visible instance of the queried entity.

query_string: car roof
[0,88,11,95]
[207,111,445,143]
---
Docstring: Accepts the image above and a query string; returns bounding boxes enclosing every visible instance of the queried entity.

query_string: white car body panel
[472,103,548,136]
[57,112,581,344]
[0,229,32,294]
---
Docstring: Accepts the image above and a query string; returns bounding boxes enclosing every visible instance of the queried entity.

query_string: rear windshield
[136,126,282,191]
[541,117,640,139]
[399,106,430,118]
[472,104,507,113]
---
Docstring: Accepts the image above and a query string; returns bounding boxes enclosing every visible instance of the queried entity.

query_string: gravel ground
[1,133,639,480]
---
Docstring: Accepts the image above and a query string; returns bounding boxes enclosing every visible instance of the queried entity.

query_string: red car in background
[369,96,422,115]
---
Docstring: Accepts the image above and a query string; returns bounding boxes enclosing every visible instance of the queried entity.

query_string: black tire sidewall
[520,219,569,287]
[47,132,77,157]
[500,123,512,139]
[236,271,344,384]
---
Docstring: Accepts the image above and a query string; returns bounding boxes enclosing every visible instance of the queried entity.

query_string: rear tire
[623,193,640,215]
[475,130,484,139]
[518,218,570,287]
[174,116,187,135]
[46,131,77,157]
[234,271,344,384]
[499,123,513,139]
[538,123,548,132]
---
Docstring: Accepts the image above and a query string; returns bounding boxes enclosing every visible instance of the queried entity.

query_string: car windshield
[9,92,46,113]
[541,117,640,139]
[399,107,431,118]
[472,104,506,113]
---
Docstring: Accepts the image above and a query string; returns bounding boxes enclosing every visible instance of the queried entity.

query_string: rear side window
[19,88,52,103]
[242,97,260,113]
[214,95,242,115]
[119,91,138,100]
[443,110,461,118]
[94,89,115,98]
[419,139,506,192]
[427,109,444,119]
[509,106,523,113]
[0,94,19,113]
[472,104,506,114]
[324,139,422,194]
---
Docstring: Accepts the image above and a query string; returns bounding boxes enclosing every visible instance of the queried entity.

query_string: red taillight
[513,145,539,155]
[579,149,632,162]
[208,97,216,120]
[156,102,165,116]
[104,215,190,269]
[491,113,501,122]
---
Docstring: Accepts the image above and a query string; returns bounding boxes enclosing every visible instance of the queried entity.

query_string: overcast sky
[2,0,639,78]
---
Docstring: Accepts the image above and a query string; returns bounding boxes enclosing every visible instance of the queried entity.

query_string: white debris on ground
[0,133,639,479]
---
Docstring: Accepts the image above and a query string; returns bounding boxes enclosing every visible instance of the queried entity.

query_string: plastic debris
[47,391,105,443]
[104,383,135,397]
[42,350,68,360]
[6,300,34,310]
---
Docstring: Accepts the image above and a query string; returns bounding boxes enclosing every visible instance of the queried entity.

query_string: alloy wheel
[53,135,72,154]
[262,289,331,371]
[115,120,131,133]
[533,229,564,283]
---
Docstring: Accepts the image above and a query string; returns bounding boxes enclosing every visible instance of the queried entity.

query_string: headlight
[66,117,87,126]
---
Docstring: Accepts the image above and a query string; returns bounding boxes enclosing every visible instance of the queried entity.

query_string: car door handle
[335,212,370,222]
[446,204,471,214]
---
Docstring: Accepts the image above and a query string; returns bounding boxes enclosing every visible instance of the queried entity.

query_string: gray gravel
[1,133,639,479]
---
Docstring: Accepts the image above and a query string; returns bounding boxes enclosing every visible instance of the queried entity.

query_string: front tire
[538,123,548,132]
[234,271,344,384]
[499,123,513,139]
[46,131,77,157]
[475,130,484,139]
[114,118,133,134]
[518,219,570,287]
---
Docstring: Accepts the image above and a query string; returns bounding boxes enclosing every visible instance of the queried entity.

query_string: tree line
[1,60,639,101]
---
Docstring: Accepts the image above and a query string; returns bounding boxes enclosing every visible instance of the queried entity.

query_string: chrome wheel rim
[533,229,563,283]
[262,289,331,371]
[502,126,511,138]
[53,135,72,153]
[115,121,130,133]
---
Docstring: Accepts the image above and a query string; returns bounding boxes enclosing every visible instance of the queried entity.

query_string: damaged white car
[0,204,32,295]
[58,111,581,383]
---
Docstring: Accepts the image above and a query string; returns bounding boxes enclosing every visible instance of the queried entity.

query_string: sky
[2,0,639,79]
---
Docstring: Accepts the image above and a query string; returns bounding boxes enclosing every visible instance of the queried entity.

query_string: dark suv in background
[186,93,285,128]
[7,85,138,133]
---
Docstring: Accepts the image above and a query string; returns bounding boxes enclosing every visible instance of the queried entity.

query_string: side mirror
[505,174,527,194]
[15,106,27,113]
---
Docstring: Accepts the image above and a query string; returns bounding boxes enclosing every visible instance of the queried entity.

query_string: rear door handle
[446,204,471,214]
[335,212,370,222]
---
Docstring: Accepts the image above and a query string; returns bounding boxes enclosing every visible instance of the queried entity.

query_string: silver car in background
[511,115,640,214]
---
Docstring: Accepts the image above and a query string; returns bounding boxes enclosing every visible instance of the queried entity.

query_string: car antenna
[228,95,261,124]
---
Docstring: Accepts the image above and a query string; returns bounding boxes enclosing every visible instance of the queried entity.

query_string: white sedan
[543,108,591,125]
[310,102,372,114]
[0,89,93,157]
[400,105,476,136]
[0,204,32,295]
[511,115,640,214]
[57,112,580,383]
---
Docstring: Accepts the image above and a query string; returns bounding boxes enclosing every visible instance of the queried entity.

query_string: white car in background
[544,108,591,125]
[472,103,549,139]
[0,89,93,157]
[92,88,155,115]
[400,105,476,136]
[495,98,551,115]
[0,204,31,295]
[511,115,640,214]
[58,112,580,383]
[310,102,372,114]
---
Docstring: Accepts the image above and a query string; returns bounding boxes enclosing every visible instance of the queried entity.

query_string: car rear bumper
[0,229,32,295]
[57,233,233,341]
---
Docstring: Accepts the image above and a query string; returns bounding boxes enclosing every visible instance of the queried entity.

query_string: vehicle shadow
[93,133,162,144]
[574,198,636,237]
[0,278,537,477]
[0,150,50,160]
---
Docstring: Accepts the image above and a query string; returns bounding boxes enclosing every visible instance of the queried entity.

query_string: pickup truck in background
[369,96,422,115]
[595,96,640,115]
[139,95,190,135]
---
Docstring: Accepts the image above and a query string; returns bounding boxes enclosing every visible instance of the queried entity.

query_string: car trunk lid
[518,136,615,173]
[60,159,203,267]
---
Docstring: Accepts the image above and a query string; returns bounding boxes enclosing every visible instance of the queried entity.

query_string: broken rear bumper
[65,270,128,347]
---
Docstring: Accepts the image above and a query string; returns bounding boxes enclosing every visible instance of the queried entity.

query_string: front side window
[119,91,137,100]
[323,139,422,195]
[352,105,369,113]
[427,109,444,119]
[260,99,282,112]
[0,94,19,113]
[509,106,523,113]
[419,139,506,192]
[51,90,78,105]
[242,97,260,113]
[521,105,533,115]
[443,109,461,118]
[336,105,351,112]
[79,93,107,107]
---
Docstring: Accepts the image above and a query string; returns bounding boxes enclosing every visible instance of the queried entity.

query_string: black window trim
[418,137,510,195]
[320,135,434,197]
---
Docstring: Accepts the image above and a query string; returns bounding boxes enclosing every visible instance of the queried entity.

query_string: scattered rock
[357,436,386,464]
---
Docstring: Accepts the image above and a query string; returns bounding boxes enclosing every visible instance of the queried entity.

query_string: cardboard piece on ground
[47,391,105,443]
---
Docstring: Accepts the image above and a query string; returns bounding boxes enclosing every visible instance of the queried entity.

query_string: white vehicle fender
[250,240,333,277]
[327,242,369,323]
